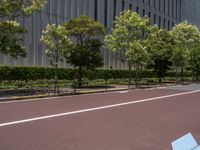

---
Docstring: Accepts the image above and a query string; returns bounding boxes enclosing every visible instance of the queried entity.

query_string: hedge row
[0,66,191,81]
[0,66,76,81]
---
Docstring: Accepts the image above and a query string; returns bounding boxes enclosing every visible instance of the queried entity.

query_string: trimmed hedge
[165,70,192,78]
[0,66,76,81]
[0,66,191,81]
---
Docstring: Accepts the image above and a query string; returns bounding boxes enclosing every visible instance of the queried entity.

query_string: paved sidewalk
[0,85,129,101]
[0,83,177,102]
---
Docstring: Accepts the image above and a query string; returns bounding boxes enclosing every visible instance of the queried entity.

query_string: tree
[104,10,149,89]
[188,46,200,81]
[146,26,174,82]
[0,0,46,59]
[62,16,104,87]
[0,21,26,59]
[41,24,72,94]
[0,0,47,19]
[170,21,200,82]
[125,41,149,86]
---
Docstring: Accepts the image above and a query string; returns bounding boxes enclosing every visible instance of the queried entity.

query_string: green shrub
[0,66,192,81]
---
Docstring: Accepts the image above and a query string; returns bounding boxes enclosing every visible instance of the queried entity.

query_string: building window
[176,0,178,18]
[172,0,174,17]
[168,20,170,30]
[129,3,132,10]
[164,0,166,13]
[122,0,125,11]
[142,9,145,17]
[163,18,166,28]
[172,22,174,27]
[94,0,98,21]
[154,0,156,8]
[148,12,151,18]
[154,14,156,24]
[113,0,117,20]
[179,0,182,19]
[104,0,107,27]
[168,0,170,15]
[158,0,161,11]
[159,16,161,28]
[148,12,151,25]
[136,6,139,14]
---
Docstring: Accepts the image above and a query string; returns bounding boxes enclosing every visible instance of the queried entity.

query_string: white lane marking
[0,90,199,127]
[156,87,167,89]
[119,91,129,94]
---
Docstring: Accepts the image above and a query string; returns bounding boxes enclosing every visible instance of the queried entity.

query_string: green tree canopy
[104,10,150,88]
[62,16,105,86]
[0,0,46,59]
[0,21,26,59]
[41,24,72,94]
[41,24,72,67]
[188,46,200,81]
[146,26,174,81]
[0,0,47,19]
[170,21,200,80]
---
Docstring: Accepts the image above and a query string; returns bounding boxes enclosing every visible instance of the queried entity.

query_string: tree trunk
[54,37,59,95]
[54,63,58,95]
[196,71,199,82]
[181,66,184,84]
[134,64,139,88]
[175,66,178,84]
[128,62,132,89]
[78,65,82,87]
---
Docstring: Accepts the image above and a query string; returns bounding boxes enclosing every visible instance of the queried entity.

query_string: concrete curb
[0,83,179,102]
[0,88,129,102]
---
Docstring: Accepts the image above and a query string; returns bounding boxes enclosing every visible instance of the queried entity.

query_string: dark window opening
[122,0,125,11]
[158,0,161,11]
[148,12,151,25]
[159,16,161,28]
[104,0,107,27]
[148,12,151,18]
[113,0,117,20]
[179,0,182,19]
[94,0,98,21]
[168,20,170,30]
[172,0,174,17]
[176,0,178,18]
[163,18,166,28]
[172,22,174,27]
[142,9,145,17]
[154,14,156,24]
[168,0,170,15]
[129,3,132,10]
[164,0,166,13]
[136,6,139,14]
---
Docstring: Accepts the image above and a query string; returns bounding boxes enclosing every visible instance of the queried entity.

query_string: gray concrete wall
[181,0,200,28]
[0,0,184,69]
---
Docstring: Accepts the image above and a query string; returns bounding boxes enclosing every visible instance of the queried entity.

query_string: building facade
[0,0,199,69]
[182,0,200,28]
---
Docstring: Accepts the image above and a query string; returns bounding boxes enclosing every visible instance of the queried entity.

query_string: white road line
[119,91,129,94]
[0,90,199,127]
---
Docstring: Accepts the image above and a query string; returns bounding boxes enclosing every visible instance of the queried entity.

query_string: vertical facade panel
[0,0,199,69]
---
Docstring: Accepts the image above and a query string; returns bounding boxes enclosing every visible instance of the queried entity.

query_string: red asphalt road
[0,89,200,150]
